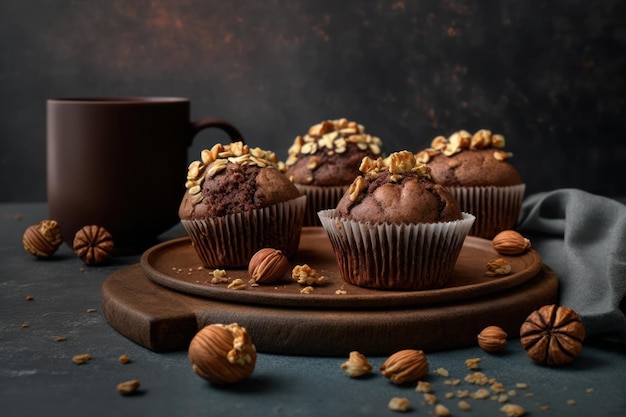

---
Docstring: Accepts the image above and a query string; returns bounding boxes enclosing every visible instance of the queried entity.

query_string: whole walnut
[520,304,585,366]
[73,225,114,265]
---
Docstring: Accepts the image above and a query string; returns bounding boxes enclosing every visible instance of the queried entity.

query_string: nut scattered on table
[477,325,508,353]
[379,349,429,384]
[73,225,114,265]
[499,403,526,417]
[22,219,62,257]
[72,353,91,365]
[485,258,512,276]
[519,304,585,365]
[188,323,257,384]
[492,230,531,255]
[340,351,373,378]
[248,248,290,284]
[388,397,411,412]
[116,379,140,395]
[292,264,326,286]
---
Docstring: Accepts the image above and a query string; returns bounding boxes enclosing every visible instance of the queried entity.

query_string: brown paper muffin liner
[181,195,306,268]
[295,184,349,226]
[447,184,525,240]
[318,210,475,290]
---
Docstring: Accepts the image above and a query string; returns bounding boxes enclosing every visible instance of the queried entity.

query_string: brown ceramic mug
[47,97,242,248]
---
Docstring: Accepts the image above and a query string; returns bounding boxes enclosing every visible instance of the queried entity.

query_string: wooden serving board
[101,229,559,356]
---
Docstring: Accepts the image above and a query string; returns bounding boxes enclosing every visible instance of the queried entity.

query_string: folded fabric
[517,188,626,343]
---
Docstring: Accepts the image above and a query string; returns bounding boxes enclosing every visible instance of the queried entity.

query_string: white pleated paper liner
[318,210,475,291]
[181,195,306,268]
[295,184,349,226]
[447,184,525,239]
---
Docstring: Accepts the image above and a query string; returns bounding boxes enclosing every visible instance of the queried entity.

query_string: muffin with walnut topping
[283,118,383,226]
[318,151,475,291]
[417,129,525,239]
[179,141,306,268]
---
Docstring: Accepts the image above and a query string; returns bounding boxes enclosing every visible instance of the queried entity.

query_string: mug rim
[48,97,189,104]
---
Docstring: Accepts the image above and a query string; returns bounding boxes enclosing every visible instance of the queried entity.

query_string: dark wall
[1,0,625,202]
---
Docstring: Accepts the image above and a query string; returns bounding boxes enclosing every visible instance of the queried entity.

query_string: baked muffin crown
[417,129,522,187]
[184,141,280,207]
[336,150,462,224]
[285,118,382,166]
[284,118,383,186]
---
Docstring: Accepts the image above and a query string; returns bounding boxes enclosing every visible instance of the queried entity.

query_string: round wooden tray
[140,228,543,309]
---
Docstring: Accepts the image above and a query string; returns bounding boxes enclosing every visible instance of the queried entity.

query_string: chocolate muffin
[179,141,306,268]
[319,151,475,291]
[284,118,383,225]
[417,129,525,239]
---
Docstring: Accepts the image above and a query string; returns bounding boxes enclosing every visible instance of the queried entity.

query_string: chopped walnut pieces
[458,400,471,410]
[491,382,506,393]
[515,383,528,390]
[210,269,229,284]
[428,129,509,157]
[444,379,461,386]
[415,381,432,393]
[388,397,411,412]
[291,264,326,286]
[116,379,140,396]
[436,367,450,377]
[434,403,450,417]
[340,351,373,378]
[465,357,481,369]
[72,353,91,365]
[495,394,509,403]
[424,393,437,405]
[118,354,131,364]
[486,258,512,276]
[499,404,525,417]
[186,142,279,206]
[471,388,491,399]
[300,286,314,294]
[457,390,470,398]
[227,279,246,290]
[465,372,489,385]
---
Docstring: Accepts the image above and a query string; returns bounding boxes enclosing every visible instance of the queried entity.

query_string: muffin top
[284,118,383,186]
[179,141,301,219]
[417,129,522,187]
[335,151,463,224]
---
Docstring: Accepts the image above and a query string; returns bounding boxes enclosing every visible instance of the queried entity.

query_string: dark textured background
[1,0,625,202]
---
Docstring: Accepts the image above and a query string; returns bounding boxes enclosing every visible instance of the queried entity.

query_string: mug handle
[189,117,244,146]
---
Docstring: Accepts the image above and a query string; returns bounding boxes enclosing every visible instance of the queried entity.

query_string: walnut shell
[520,304,585,366]
[248,248,290,284]
[492,230,531,255]
[22,220,62,257]
[73,225,114,265]
[477,326,508,353]
[188,323,257,384]
[379,349,429,384]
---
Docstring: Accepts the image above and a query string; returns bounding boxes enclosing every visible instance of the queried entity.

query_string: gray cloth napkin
[517,188,626,343]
